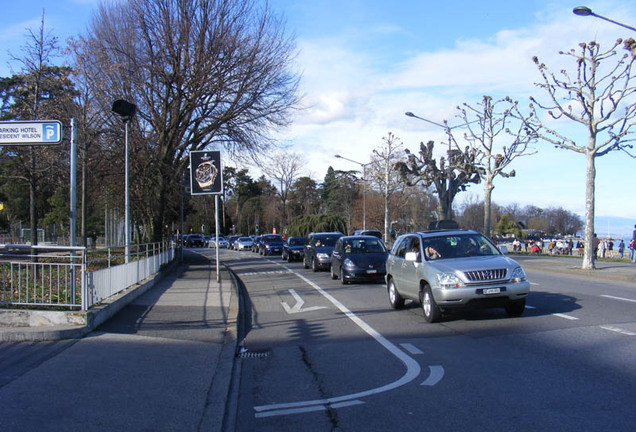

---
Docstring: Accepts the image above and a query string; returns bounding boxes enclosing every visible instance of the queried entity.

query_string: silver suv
[385,230,529,322]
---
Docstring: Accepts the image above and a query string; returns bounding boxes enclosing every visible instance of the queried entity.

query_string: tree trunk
[483,176,494,237]
[30,147,38,246]
[383,163,390,243]
[582,149,596,270]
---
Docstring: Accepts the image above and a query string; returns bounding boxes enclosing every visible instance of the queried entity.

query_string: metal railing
[0,242,175,311]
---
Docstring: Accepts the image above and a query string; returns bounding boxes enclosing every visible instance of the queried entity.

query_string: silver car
[235,236,254,251]
[385,230,530,322]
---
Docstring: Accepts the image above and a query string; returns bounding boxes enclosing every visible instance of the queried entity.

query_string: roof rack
[426,219,460,230]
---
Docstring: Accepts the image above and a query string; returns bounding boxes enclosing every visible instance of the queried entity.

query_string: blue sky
[1,1,636,234]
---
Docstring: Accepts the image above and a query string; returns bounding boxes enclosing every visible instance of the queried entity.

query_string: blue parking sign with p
[43,123,60,142]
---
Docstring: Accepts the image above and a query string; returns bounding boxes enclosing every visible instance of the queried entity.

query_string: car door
[394,235,422,300]
[331,238,343,271]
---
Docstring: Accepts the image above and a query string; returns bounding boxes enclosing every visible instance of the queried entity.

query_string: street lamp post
[573,6,636,32]
[334,154,369,230]
[111,99,136,263]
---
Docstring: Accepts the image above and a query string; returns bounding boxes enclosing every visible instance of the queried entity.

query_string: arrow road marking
[255,262,426,418]
[281,289,328,314]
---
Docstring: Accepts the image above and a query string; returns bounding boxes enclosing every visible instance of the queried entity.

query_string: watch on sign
[195,158,218,188]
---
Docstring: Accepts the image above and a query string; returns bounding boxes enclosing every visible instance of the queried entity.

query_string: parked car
[303,232,343,272]
[385,229,530,323]
[330,235,388,284]
[226,235,240,249]
[259,234,285,256]
[186,234,206,247]
[282,236,307,261]
[234,236,254,251]
[353,229,383,240]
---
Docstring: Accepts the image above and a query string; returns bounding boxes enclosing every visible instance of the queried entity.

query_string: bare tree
[9,11,61,246]
[77,0,301,241]
[457,96,537,236]
[260,150,304,230]
[395,140,481,221]
[530,39,636,269]
[368,132,405,242]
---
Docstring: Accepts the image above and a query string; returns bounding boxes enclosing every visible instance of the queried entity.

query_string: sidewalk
[0,250,241,432]
[514,254,636,284]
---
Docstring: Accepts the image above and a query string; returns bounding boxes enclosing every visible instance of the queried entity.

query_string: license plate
[483,288,501,295]
[366,269,377,274]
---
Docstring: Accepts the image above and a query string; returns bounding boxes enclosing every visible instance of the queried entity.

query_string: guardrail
[0,242,175,311]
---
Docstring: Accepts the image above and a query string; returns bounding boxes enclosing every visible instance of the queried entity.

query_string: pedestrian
[632,224,636,263]
[593,234,600,260]
[618,239,624,259]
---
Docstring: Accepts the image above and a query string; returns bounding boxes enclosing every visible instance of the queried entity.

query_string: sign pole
[70,119,76,248]
[215,195,220,282]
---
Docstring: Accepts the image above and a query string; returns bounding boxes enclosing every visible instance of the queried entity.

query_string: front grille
[464,268,507,282]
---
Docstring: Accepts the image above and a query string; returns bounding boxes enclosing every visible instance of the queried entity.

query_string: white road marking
[255,400,365,418]
[401,343,423,355]
[421,366,445,386]
[240,270,292,276]
[600,325,636,336]
[281,289,328,314]
[601,295,636,304]
[552,313,579,320]
[254,262,426,418]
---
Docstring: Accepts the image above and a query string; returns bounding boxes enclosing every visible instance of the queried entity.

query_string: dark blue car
[330,235,388,284]
[282,236,307,261]
[259,234,285,256]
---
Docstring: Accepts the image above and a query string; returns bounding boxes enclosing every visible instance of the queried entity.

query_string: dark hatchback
[282,236,307,261]
[303,232,343,271]
[330,235,388,284]
[259,234,285,255]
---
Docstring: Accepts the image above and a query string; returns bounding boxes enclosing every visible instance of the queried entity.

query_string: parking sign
[0,120,63,145]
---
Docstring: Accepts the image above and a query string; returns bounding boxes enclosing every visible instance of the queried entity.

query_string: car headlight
[510,266,526,283]
[317,253,329,260]
[436,272,465,288]
[343,258,355,268]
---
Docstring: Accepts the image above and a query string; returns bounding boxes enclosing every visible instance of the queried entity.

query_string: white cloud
[272,2,636,219]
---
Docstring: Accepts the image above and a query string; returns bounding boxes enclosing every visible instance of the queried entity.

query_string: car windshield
[344,238,386,254]
[263,235,283,242]
[422,234,499,260]
[288,238,306,246]
[238,237,251,241]
[314,235,340,247]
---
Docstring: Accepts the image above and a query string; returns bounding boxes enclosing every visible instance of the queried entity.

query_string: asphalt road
[224,249,636,432]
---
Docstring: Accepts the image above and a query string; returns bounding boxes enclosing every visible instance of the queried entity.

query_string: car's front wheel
[330,265,338,279]
[387,278,404,309]
[505,299,526,317]
[340,268,348,285]
[420,284,441,323]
